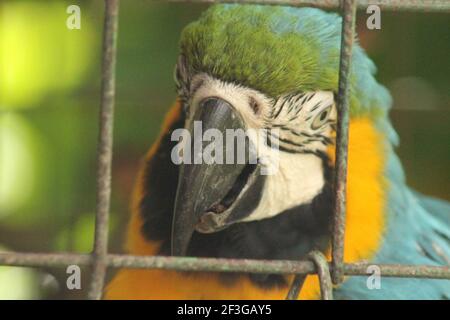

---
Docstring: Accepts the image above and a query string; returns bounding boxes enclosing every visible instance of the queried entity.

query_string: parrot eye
[248,97,260,114]
[311,105,332,130]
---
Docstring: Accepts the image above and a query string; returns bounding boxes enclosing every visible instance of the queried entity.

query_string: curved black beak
[171,98,252,256]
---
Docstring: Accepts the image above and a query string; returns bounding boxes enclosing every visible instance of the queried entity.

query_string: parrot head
[163,5,392,258]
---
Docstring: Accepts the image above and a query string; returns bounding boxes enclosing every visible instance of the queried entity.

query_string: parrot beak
[171,98,261,256]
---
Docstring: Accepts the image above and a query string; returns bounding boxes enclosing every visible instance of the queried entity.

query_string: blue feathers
[336,150,450,299]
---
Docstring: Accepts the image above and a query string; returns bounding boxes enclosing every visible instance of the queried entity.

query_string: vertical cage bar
[309,251,334,300]
[88,0,120,300]
[285,274,307,300]
[331,0,357,285]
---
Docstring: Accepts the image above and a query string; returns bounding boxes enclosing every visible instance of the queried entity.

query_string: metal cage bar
[0,0,449,301]
[331,0,357,286]
[88,0,120,300]
[167,0,450,13]
[309,251,334,300]
[0,253,448,279]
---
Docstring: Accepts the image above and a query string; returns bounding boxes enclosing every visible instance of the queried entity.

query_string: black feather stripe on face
[265,128,334,156]
[265,91,336,156]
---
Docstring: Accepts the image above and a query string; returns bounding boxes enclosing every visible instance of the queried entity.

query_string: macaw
[105,4,450,300]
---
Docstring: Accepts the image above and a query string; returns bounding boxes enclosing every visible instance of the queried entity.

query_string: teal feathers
[336,149,450,299]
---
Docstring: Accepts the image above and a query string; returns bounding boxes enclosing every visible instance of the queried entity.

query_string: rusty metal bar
[0,253,93,267]
[106,254,317,274]
[0,252,449,279]
[286,251,330,300]
[165,0,450,12]
[286,274,307,300]
[309,251,334,300]
[344,263,450,279]
[0,253,316,274]
[88,0,120,300]
[331,0,357,286]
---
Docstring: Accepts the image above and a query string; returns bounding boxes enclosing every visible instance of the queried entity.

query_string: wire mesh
[0,0,449,300]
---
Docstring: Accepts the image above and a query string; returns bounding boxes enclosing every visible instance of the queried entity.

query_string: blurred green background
[0,1,448,299]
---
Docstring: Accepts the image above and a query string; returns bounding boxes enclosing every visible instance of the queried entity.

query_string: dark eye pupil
[320,110,328,121]
[249,97,259,114]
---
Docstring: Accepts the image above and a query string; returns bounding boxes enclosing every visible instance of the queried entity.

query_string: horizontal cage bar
[165,0,450,13]
[0,253,448,279]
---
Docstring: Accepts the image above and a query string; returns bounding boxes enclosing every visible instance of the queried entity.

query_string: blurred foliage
[0,1,448,299]
[0,1,96,108]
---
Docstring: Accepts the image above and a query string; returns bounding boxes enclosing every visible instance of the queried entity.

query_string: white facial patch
[188,73,274,129]
[243,151,326,221]
[187,74,335,222]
